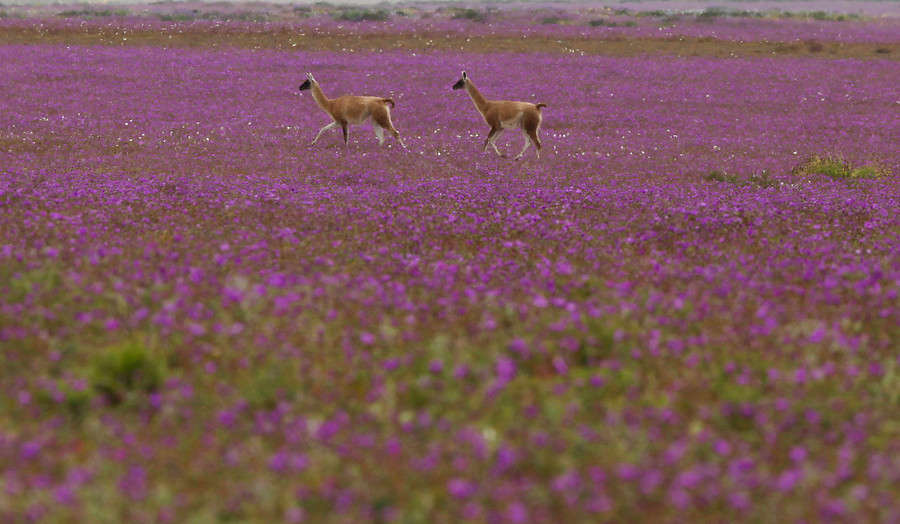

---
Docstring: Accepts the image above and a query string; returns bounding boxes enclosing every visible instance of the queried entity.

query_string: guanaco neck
[310,81,333,114]
[464,80,492,115]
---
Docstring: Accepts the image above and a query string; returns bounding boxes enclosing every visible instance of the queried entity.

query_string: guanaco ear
[307,72,314,81]
[452,72,466,90]
[299,74,312,91]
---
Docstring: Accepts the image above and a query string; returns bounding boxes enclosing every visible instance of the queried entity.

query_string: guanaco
[452,71,546,160]
[299,72,406,149]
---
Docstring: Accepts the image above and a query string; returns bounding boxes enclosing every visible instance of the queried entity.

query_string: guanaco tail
[298,72,406,149]
[452,71,546,160]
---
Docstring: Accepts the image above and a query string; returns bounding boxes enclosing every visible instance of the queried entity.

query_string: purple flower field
[2,10,900,523]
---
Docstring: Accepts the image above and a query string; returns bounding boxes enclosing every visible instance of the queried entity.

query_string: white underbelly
[500,113,524,129]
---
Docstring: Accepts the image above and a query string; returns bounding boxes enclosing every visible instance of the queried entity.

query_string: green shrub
[704,170,777,188]
[791,154,892,181]
[57,9,129,18]
[698,8,762,20]
[158,13,197,22]
[89,340,167,405]
[803,10,857,21]
[335,8,390,22]
[699,7,727,19]
[452,8,486,22]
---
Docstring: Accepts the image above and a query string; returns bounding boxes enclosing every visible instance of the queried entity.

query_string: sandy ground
[1,25,898,59]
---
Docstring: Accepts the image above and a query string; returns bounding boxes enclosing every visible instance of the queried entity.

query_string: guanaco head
[298,72,315,92]
[451,71,468,90]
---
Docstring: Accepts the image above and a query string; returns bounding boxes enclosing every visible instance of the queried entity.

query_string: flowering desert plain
[1,2,900,522]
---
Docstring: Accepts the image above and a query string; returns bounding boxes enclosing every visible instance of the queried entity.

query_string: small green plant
[704,169,781,188]
[698,7,726,19]
[35,381,92,420]
[791,154,892,181]
[704,170,742,184]
[803,10,857,21]
[242,368,288,410]
[589,19,617,27]
[696,8,762,21]
[541,16,563,25]
[749,170,777,188]
[158,13,196,22]
[452,8,486,22]
[572,318,619,367]
[63,387,92,417]
[695,169,738,184]
[89,340,167,405]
